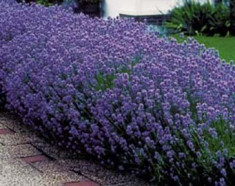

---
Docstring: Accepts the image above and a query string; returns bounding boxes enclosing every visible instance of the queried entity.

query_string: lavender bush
[0,1,234,185]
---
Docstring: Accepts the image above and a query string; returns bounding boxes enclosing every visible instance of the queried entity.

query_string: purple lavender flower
[0,1,234,185]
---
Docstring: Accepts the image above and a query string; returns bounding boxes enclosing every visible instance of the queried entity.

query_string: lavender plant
[0,1,234,185]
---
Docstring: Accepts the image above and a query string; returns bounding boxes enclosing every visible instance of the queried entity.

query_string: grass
[172,34,235,63]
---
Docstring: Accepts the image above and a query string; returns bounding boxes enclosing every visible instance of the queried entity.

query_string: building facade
[103,0,215,18]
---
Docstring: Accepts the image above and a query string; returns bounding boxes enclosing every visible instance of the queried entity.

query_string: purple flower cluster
[0,1,234,185]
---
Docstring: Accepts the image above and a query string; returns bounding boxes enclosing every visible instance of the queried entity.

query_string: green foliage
[94,66,133,91]
[166,0,214,35]
[208,3,231,36]
[94,59,138,91]
[166,0,235,36]
[36,0,53,6]
[206,119,235,157]
[94,73,115,91]
[17,0,63,6]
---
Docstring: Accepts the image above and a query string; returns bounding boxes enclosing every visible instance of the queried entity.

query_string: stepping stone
[0,128,14,135]
[7,144,40,158]
[0,122,5,128]
[0,132,42,146]
[22,155,48,164]
[1,119,29,133]
[32,160,69,173]
[32,142,71,160]
[64,181,99,186]
[67,159,146,185]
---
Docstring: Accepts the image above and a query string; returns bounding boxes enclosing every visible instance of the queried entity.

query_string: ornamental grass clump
[0,1,234,185]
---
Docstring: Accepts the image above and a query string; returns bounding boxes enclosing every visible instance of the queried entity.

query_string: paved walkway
[0,112,149,186]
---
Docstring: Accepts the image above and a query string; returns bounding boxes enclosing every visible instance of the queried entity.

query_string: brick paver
[0,128,14,135]
[7,144,40,158]
[22,155,48,164]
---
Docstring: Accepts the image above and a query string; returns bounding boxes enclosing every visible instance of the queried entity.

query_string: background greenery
[166,0,235,36]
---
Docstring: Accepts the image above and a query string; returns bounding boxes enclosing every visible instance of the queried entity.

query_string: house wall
[103,0,214,18]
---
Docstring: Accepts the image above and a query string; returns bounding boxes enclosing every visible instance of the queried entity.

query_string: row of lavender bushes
[0,1,234,185]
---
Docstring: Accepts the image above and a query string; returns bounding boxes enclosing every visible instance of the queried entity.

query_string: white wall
[103,0,121,18]
[103,0,214,18]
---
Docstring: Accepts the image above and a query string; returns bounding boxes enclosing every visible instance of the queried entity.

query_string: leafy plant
[166,0,235,36]
[36,0,53,6]
[208,3,231,36]
[166,0,214,35]
[16,0,63,5]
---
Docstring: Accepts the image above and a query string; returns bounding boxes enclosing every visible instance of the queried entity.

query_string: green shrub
[36,0,53,6]
[208,3,230,36]
[16,0,63,6]
[166,0,213,35]
[166,0,235,36]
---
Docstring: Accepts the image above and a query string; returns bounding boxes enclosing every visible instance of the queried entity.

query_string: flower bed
[0,1,234,185]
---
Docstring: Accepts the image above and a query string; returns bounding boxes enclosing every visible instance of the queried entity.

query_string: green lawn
[172,35,235,63]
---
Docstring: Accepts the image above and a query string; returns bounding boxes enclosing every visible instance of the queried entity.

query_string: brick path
[0,112,149,186]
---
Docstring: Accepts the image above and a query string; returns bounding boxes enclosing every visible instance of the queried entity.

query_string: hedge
[0,1,234,185]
